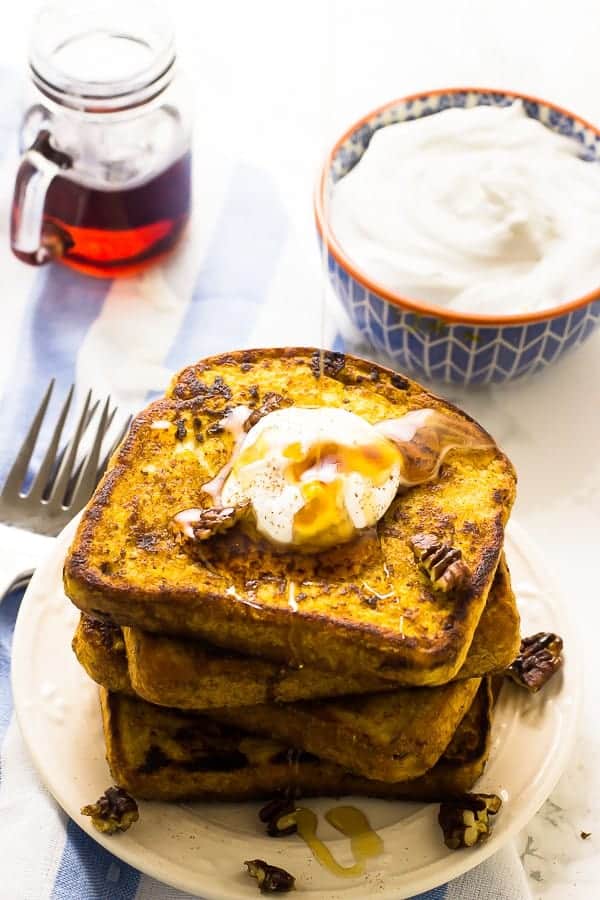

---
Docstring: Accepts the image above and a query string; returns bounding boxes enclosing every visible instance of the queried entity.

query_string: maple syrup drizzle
[225,585,262,610]
[318,184,329,390]
[201,406,252,503]
[287,580,298,612]
[375,408,494,486]
[278,805,383,878]
[287,607,305,668]
[361,581,394,601]
[317,52,335,400]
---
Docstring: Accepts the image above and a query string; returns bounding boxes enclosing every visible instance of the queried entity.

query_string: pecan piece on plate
[173,505,245,541]
[81,786,139,835]
[438,793,502,849]
[506,632,563,692]
[259,793,298,837]
[244,859,295,893]
[409,533,470,592]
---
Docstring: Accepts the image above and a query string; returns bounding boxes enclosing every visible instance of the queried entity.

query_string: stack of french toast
[64,348,522,808]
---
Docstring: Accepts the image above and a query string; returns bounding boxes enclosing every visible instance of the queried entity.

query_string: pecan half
[245,392,287,431]
[81,786,139,835]
[244,859,295,893]
[259,794,298,837]
[409,533,470,591]
[506,632,563,692]
[173,505,245,541]
[438,793,502,849]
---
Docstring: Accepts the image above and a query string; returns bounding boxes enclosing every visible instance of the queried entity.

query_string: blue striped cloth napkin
[0,65,531,900]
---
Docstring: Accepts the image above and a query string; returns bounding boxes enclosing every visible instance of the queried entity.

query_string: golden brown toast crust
[461,556,519,678]
[64,348,516,686]
[73,556,519,708]
[72,617,130,695]
[100,680,492,802]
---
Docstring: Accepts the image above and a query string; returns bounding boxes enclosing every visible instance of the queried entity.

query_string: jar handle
[10,130,73,265]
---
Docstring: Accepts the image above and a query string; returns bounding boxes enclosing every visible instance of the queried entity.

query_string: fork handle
[0,524,54,603]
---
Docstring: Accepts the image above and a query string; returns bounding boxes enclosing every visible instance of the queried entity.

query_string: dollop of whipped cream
[331,100,600,315]
[220,406,401,550]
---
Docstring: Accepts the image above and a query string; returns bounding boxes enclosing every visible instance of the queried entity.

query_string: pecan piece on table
[259,794,298,837]
[409,533,470,592]
[244,859,295,893]
[81,786,139,835]
[438,793,502,849]
[506,632,563,692]
[245,392,287,431]
[173,505,245,541]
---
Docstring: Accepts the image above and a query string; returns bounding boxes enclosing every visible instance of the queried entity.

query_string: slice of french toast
[100,679,493,802]
[73,557,518,709]
[209,676,482,783]
[64,348,516,686]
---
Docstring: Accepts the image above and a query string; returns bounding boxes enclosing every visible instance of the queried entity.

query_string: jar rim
[29,0,175,112]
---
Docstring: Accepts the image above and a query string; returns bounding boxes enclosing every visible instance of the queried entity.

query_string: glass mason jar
[10,0,192,278]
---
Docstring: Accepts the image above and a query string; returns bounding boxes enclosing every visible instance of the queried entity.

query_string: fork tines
[0,380,127,536]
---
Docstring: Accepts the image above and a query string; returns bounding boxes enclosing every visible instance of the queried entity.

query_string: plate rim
[10,514,581,900]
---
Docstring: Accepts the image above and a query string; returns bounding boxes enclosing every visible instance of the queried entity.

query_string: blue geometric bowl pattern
[322,90,600,385]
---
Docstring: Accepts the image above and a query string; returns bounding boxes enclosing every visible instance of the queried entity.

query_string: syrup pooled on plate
[278,805,383,878]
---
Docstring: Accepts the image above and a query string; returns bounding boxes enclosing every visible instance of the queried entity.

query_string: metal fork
[0,380,129,598]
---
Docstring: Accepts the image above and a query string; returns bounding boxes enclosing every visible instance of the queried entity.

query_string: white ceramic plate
[11,516,579,900]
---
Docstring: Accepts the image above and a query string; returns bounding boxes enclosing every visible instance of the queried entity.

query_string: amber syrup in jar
[12,150,191,277]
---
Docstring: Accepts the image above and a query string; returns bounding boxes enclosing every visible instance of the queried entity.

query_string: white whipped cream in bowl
[316,89,600,385]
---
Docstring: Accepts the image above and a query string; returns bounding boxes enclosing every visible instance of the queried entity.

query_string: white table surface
[1,1,599,898]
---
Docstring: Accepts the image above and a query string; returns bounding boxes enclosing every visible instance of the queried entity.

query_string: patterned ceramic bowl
[315,88,600,385]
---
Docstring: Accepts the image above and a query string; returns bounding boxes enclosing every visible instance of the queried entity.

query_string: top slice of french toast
[64,348,516,686]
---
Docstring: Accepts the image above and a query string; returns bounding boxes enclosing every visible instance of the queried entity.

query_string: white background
[1,2,600,898]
